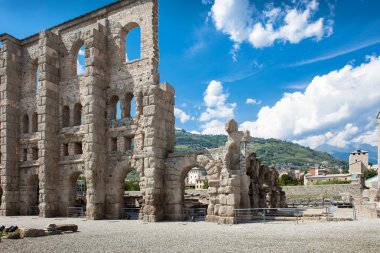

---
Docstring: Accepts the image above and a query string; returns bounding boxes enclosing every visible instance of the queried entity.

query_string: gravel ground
[1,216,379,253]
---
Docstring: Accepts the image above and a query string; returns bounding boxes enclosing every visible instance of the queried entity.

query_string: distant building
[349,150,369,174]
[309,166,329,176]
[185,167,207,189]
[304,166,362,186]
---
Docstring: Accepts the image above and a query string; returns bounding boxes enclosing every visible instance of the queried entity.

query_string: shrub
[125,178,140,191]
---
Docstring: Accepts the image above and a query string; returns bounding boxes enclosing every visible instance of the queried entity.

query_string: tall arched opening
[122,168,141,220]
[73,103,83,126]
[122,23,141,63]
[23,114,29,134]
[26,174,39,215]
[66,172,87,217]
[106,159,142,219]
[182,166,209,221]
[165,154,221,222]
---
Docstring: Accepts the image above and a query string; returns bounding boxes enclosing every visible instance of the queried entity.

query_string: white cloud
[353,129,378,146]
[200,80,236,122]
[209,0,333,58]
[201,120,227,135]
[294,123,376,149]
[327,124,359,148]
[294,132,333,149]
[199,80,236,134]
[190,130,201,135]
[202,0,213,4]
[288,37,380,67]
[77,60,85,76]
[240,55,380,148]
[174,108,191,123]
[246,98,262,105]
[78,48,85,56]
[210,0,253,44]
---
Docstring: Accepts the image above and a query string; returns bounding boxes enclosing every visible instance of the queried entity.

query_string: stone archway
[105,158,144,219]
[59,170,85,216]
[19,172,39,215]
[27,174,39,210]
[164,153,222,221]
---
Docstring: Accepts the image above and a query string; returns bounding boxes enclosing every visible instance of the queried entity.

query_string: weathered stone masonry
[0,0,285,224]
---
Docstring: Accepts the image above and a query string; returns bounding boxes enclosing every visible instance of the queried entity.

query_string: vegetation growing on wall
[314,180,351,185]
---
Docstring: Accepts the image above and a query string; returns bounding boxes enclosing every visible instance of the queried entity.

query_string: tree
[125,178,140,191]
[363,169,378,180]
[202,180,209,189]
[279,174,303,186]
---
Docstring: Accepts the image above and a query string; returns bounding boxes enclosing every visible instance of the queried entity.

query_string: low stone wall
[185,189,209,196]
[282,184,363,198]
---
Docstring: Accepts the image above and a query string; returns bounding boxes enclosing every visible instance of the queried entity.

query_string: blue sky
[1,0,379,151]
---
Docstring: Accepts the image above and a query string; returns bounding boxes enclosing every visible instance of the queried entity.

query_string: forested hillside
[175,129,348,170]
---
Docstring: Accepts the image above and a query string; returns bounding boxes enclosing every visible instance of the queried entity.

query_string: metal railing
[235,206,357,224]
[287,200,353,208]
[182,208,207,222]
[121,208,140,220]
[108,117,133,128]
[67,207,84,218]
[27,206,40,216]
[234,208,301,224]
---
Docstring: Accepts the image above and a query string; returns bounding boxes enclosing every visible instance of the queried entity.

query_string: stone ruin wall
[164,120,286,224]
[0,0,175,222]
[0,0,285,224]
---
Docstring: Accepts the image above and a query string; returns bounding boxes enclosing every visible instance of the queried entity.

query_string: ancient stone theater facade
[0,0,285,224]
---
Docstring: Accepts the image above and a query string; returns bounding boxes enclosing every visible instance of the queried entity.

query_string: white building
[185,167,207,189]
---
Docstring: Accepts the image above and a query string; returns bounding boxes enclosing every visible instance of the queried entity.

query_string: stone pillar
[83,24,107,219]
[142,83,175,222]
[239,131,251,209]
[37,30,61,217]
[0,37,22,215]
[141,0,160,84]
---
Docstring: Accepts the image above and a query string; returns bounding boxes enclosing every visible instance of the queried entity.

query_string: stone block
[19,228,46,238]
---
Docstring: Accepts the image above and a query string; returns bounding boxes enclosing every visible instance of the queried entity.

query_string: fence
[287,199,353,208]
[182,208,207,222]
[121,208,140,220]
[27,206,40,216]
[67,207,84,218]
[234,208,301,224]
[234,207,357,224]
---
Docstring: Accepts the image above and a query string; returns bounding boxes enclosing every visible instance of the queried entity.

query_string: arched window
[109,96,120,120]
[116,100,122,120]
[23,114,29,134]
[32,112,38,133]
[122,23,141,63]
[62,106,70,128]
[76,45,85,76]
[73,103,83,126]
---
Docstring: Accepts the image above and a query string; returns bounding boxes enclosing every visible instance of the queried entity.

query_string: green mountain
[174,129,348,171]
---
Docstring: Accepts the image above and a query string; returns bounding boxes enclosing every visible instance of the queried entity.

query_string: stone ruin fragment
[0,0,285,224]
